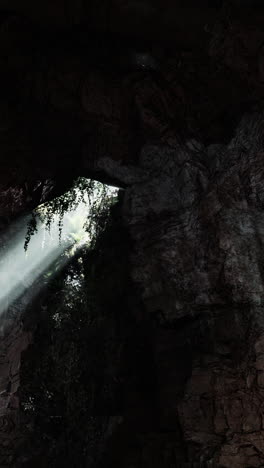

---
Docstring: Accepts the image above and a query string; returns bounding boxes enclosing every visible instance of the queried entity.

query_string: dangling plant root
[24,177,118,251]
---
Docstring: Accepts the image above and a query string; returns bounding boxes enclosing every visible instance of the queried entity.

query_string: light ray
[0,181,118,318]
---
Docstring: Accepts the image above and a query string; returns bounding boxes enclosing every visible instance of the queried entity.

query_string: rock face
[138,116,264,467]
[91,112,264,466]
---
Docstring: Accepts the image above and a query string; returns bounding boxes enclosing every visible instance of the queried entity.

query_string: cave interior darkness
[2,1,264,467]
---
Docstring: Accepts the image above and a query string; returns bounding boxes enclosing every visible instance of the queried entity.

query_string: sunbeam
[0,181,118,318]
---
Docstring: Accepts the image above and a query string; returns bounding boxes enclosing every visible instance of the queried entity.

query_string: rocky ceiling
[0,0,264,213]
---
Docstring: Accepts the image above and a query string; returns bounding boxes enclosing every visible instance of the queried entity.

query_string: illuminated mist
[0,181,118,320]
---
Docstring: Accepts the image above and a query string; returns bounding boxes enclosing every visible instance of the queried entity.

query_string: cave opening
[0,177,135,467]
[15,177,142,468]
[0,178,119,330]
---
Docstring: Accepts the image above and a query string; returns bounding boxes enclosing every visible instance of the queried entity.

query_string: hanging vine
[24,177,118,251]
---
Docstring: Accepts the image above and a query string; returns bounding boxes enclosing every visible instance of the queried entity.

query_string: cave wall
[92,113,264,467]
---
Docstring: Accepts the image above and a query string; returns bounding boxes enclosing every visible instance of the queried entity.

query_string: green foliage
[24,211,38,252]
[24,177,118,251]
